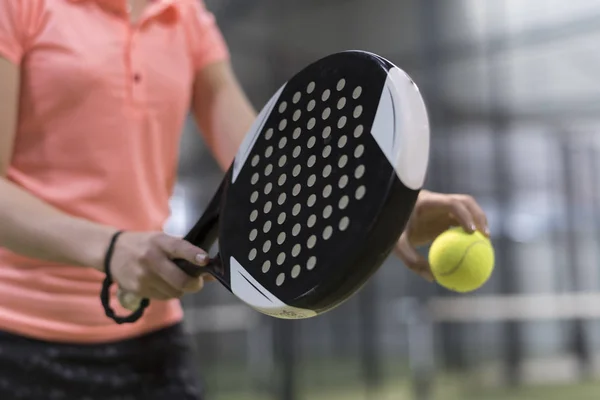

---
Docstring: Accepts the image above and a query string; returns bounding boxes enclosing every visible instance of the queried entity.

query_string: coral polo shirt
[0,0,229,343]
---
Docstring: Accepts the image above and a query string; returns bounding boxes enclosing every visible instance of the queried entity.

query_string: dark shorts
[0,323,204,400]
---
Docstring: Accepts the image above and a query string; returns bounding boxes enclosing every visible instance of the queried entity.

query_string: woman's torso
[0,0,228,343]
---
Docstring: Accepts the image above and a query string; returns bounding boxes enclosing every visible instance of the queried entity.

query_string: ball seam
[436,240,486,277]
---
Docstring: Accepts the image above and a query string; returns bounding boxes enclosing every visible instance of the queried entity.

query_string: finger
[394,235,435,282]
[158,236,209,267]
[183,276,205,292]
[461,196,490,236]
[447,200,476,233]
[147,270,186,298]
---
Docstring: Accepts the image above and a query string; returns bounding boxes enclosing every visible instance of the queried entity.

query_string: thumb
[395,233,435,282]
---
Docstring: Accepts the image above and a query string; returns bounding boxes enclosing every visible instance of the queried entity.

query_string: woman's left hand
[394,190,490,282]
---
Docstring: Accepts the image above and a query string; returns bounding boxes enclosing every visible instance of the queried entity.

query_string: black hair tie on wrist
[100,230,149,324]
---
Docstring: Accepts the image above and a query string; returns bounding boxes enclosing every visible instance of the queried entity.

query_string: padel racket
[118,50,430,320]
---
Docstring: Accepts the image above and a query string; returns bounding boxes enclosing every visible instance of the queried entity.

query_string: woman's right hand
[110,231,209,301]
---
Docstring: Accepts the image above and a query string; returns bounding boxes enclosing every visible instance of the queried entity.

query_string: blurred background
[168,0,600,398]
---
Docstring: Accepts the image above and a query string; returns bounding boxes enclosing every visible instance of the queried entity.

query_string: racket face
[214,51,429,319]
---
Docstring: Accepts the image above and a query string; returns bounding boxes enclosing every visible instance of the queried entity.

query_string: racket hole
[352,86,362,99]
[338,136,348,149]
[278,137,287,149]
[292,244,301,257]
[307,136,316,149]
[322,89,331,101]
[307,194,317,207]
[355,165,365,179]
[337,116,347,129]
[323,226,333,240]
[251,173,259,185]
[307,235,317,249]
[278,173,287,186]
[307,155,316,167]
[278,102,287,113]
[251,155,260,167]
[293,165,302,177]
[307,174,317,187]
[277,252,286,265]
[353,105,363,118]
[250,210,258,222]
[322,108,331,120]
[265,146,274,158]
[293,146,302,158]
[291,265,301,278]
[339,195,349,210]
[278,193,287,205]
[323,206,333,219]
[276,273,285,286]
[307,81,316,94]
[265,128,274,140]
[293,110,302,121]
[336,79,346,91]
[307,214,317,228]
[307,99,316,112]
[250,191,259,203]
[263,240,271,253]
[338,175,349,188]
[264,182,273,195]
[307,256,317,271]
[322,165,332,178]
[263,220,272,233]
[292,203,302,216]
[353,125,364,138]
[338,155,348,168]
[339,216,350,231]
[263,201,272,214]
[293,184,302,196]
[322,126,332,139]
[249,229,258,241]
[337,97,346,110]
[264,164,273,177]
[277,232,286,245]
[279,119,287,131]
[262,261,271,273]
[354,145,365,158]
[293,127,302,139]
[307,118,316,130]
[278,212,287,225]
[278,155,287,167]
[322,184,332,198]
[292,223,301,236]
[293,92,301,104]
[322,145,332,158]
[356,185,366,200]
[248,248,257,261]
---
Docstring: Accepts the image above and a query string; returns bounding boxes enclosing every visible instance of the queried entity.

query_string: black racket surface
[121,50,430,320]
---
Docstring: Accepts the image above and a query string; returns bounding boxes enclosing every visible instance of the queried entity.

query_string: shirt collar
[67,0,180,24]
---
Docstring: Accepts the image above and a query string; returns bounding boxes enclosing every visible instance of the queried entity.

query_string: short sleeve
[0,0,43,65]
[182,0,230,73]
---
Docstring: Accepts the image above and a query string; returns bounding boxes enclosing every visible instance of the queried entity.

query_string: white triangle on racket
[371,66,430,191]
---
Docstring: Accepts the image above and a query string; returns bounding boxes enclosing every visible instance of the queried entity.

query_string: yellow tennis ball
[428,227,494,293]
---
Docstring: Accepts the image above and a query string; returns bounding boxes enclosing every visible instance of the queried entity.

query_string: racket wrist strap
[100,230,150,324]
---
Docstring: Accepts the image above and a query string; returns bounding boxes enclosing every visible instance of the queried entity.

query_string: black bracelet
[100,230,150,324]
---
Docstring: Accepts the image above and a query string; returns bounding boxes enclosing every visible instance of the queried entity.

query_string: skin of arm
[191,60,257,170]
[0,57,115,272]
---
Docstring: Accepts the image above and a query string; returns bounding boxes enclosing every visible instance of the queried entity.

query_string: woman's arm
[191,60,257,170]
[0,57,115,271]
